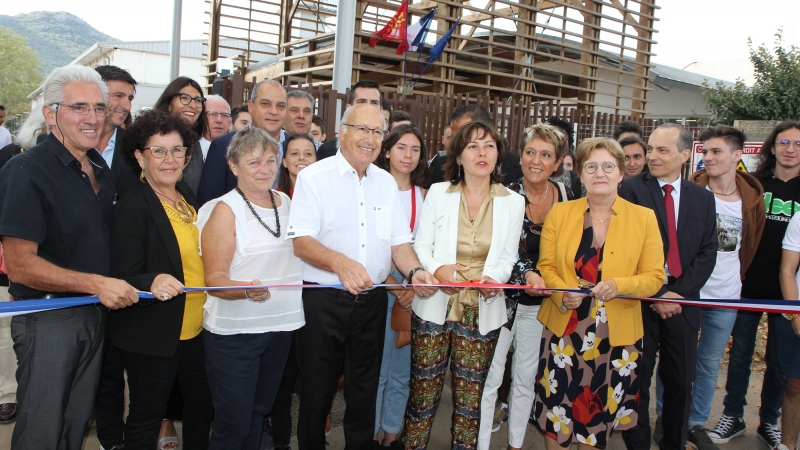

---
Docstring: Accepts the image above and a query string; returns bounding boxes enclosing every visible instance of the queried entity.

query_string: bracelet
[244,289,251,300]
[784,313,798,321]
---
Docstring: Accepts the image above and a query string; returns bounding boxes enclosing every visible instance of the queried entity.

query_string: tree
[701,31,800,125]
[0,26,44,117]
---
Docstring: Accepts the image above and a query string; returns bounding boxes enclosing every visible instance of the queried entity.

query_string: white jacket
[412,181,525,335]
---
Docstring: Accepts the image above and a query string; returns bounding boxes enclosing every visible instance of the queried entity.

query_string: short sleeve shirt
[782,213,800,298]
[286,151,412,285]
[0,134,116,299]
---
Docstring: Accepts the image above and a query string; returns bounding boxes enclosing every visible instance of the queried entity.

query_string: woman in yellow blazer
[531,137,665,449]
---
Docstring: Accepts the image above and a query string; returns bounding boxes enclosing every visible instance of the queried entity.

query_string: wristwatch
[408,266,425,283]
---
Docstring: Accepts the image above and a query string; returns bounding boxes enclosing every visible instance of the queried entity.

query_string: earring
[139,172,145,183]
[458,162,463,179]
[179,172,183,182]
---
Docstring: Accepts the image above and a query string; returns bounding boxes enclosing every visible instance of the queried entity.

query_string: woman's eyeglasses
[174,93,206,107]
[144,146,188,159]
[583,162,617,174]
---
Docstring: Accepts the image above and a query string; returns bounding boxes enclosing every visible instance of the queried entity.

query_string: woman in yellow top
[109,109,213,449]
[532,137,664,448]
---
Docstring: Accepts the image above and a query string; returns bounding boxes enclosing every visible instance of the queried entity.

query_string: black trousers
[95,340,126,448]
[297,287,387,450]
[623,305,699,450]
[120,334,213,450]
[271,332,299,446]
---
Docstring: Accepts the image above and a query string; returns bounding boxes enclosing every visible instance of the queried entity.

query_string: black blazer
[618,172,717,329]
[197,131,237,206]
[108,179,200,357]
[110,127,139,199]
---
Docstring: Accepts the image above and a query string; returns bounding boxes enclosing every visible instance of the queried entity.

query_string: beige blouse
[445,182,510,322]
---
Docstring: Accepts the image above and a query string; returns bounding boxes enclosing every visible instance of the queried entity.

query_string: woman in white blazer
[401,120,525,449]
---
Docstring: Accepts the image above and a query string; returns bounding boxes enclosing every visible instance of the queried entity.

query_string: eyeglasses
[777,139,800,149]
[144,146,188,159]
[206,111,232,119]
[174,93,206,107]
[583,162,617,174]
[60,104,107,116]
[341,123,388,140]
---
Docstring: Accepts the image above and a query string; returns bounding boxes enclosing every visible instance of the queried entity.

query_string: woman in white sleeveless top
[196,128,304,448]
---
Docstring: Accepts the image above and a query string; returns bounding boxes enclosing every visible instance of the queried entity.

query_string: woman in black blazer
[108,109,213,449]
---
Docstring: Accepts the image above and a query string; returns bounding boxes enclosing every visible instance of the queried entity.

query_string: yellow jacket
[537,196,665,347]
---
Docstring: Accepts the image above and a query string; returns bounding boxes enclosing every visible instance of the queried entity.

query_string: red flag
[370,0,408,54]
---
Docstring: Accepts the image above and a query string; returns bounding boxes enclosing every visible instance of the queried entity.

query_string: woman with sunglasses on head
[108,109,213,449]
[372,124,429,446]
[532,138,664,449]
[154,77,207,197]
[401,121,524,449]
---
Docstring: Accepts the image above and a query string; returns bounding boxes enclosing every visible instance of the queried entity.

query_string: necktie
[662,184,682,278]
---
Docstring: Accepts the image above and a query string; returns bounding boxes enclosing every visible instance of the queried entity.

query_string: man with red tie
[618,123,718,450]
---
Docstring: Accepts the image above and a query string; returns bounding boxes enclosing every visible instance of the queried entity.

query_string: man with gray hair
[197,79,287,205]
[285,90,319,147]
[0,65,139,449]
[183,94,232,195]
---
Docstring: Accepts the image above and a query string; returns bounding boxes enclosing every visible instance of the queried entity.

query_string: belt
[304,282,386,303]
[15,292,89,301]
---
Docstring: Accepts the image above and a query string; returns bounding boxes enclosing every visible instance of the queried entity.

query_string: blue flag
[428,18,460,63]
[407,8,436,52]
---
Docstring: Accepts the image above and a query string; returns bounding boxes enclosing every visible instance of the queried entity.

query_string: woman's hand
[589,280,617,302]
[245,279,271,302]
[395,286,416,312]
[791,316,800,337]
[150,274,185,301]
[561,292,584,310]
[524,271,551,296]
[476,276,501,300]
[433,264,469,295]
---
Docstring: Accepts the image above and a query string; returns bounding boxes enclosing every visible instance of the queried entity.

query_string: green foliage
[0,27,43,117]
[701,31,800,125]
[0,11,117,77]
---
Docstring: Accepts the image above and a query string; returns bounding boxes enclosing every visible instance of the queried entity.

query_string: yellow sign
[737,160,748,172]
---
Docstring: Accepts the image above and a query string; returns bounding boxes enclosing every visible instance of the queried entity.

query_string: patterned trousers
[402,307,500,449]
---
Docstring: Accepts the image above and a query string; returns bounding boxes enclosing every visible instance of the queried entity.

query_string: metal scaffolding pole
[169,0,183,80]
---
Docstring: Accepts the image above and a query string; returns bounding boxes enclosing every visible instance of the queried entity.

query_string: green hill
[0,11,118,76]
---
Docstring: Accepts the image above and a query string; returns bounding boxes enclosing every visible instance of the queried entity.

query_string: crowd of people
[1,63,800,450]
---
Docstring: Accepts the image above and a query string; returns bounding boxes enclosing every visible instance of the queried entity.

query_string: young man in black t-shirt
[708,121,800,447]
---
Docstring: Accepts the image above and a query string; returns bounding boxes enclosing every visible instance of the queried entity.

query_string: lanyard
[409,185,417,233]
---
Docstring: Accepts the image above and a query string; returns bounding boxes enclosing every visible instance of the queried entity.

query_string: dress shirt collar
[656,176,681,195]
[46,133,107,171]
[335,149,373,177]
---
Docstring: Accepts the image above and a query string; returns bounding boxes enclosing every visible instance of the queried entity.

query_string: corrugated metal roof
[94,39,277,60]
[650,64,736,88]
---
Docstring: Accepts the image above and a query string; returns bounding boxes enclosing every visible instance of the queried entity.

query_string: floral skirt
[532,297,642,447]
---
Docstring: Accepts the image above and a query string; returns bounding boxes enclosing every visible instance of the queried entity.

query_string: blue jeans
[722,310,785,425]
[375,292,411,435]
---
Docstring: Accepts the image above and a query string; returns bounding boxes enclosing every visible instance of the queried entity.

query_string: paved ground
[0,366,794,449]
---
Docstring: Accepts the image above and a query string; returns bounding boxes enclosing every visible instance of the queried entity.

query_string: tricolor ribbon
[2,282,799,318]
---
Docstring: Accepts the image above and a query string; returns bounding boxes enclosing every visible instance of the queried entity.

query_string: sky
[2,0,798,70]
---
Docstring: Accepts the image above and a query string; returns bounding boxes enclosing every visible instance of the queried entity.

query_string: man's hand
[561,292,584,310]
[524,271,551,296]
[96,277,139,310]
[411,270,438,298]
[334,257,373,295]
[651,291,683,319]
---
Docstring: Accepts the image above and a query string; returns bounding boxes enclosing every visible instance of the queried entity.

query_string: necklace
[525,181,550,206]
[590,213,611,223]
[709,186,738,196]
[236,187,280,238]
[151,186,193,223]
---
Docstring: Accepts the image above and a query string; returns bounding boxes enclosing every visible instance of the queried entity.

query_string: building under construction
[205,0,658,118]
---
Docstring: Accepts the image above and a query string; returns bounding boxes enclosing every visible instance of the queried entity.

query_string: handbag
[391,298,412,348]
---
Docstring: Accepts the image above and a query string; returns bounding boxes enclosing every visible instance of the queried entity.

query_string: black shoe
[0,403,17,424]
[708,415,746,444]
[688,425,720,450]
[388,440,405,450]
[652,415,663,448]
[757,422,782,449]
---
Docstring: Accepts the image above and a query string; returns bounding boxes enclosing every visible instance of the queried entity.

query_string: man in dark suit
[197,80,287,205]
[428,104,522,185]
[619,123,717,450]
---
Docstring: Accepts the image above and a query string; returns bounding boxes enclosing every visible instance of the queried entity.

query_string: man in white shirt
[0,106,10,148]
[288,104,436,450]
